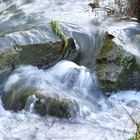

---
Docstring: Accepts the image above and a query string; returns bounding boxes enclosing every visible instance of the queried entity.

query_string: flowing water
[0,0,140,139]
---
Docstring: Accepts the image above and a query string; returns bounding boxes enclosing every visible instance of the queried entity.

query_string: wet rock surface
[96,33,140,93]
[0,37,79,75]
[34,98,78,118]
[2,89,78,118]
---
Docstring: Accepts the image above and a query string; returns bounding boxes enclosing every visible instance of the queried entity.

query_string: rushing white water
[0,0,140,140]
[1,61,140,140]
[3,61,103,118]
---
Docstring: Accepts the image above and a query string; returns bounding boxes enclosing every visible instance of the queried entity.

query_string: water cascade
[0,0,140,139]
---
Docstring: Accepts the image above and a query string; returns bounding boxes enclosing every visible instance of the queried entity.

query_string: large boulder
[96,33,140,93]
[0,37,79,76]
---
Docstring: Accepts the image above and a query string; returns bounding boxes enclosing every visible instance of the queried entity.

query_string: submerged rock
[2,89,78,118]
[34,98,78,118]
[96,33,140,93]
[1,60,100,118]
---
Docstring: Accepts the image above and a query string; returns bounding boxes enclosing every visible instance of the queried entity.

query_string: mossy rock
[2,88,78,118]
[0,38,78,75]
[96,33,140,93]
[96,34,136,67]
[96,63,136,92]
[2,88,44,111]
[34,98,78,118]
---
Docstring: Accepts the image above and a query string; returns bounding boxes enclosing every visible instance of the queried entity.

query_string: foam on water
[1,60,140,139]
[2,61,103,119]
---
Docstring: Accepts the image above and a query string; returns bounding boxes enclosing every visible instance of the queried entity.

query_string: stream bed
[0,0,140,139]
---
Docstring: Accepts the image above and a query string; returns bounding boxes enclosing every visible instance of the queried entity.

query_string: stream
[0,0,140,139]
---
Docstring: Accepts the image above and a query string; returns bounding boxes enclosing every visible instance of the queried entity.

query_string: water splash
[2,60,103,119]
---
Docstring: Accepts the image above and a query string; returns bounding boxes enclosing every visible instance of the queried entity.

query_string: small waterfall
[1,60,103,119]
[0,99,5,115]
[24,95,37,112]
[72,29,105,68]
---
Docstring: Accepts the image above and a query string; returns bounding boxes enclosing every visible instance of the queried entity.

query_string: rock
[34,98,78,118]
[0,37,79,75]
[2,89,78,118]
[96,33,140,93]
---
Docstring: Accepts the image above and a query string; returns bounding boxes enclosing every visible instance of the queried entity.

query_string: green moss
[128,137,137,140]
[98,35,114,57]
[51,20,68,55]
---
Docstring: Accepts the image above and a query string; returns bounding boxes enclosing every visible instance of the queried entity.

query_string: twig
[117,94,140,139]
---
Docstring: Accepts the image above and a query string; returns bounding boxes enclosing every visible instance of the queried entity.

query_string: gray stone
[0,37,79,75]
[96,33,140,93]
